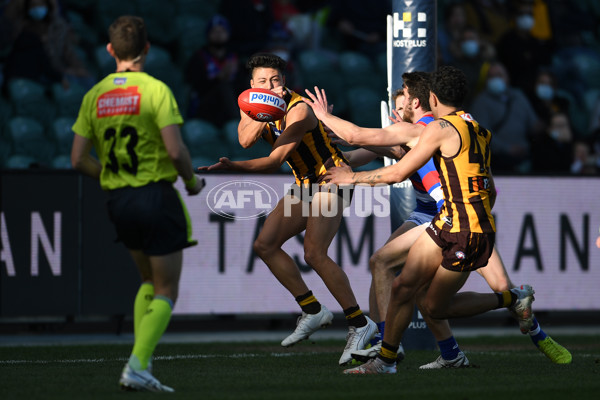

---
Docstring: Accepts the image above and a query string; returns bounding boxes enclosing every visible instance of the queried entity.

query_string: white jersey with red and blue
[408,114,444,216]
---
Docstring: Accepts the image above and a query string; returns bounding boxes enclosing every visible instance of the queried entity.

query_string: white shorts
[406,210,435,226]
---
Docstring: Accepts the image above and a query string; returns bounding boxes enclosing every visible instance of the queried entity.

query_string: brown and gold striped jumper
[262,89,348,186]
[432,110,496,234]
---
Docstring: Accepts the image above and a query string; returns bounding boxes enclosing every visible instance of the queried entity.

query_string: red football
[237,88,287,122]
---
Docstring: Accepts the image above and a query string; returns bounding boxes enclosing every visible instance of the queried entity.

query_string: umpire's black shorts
[106,181,197,256]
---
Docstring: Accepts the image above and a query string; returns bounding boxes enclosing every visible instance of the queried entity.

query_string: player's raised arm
[237,87,287,148]
[304,86,422,147]
[238,110,268,148]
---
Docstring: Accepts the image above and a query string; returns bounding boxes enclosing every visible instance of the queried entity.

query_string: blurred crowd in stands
[0,0,599,175]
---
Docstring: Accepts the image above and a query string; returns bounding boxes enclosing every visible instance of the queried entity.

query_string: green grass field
[1,335,599,400]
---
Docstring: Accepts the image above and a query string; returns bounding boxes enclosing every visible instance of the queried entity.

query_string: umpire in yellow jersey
[70,15,204,391]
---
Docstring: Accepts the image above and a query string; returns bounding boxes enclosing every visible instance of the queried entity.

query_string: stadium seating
[0,137,12,168]
[51,117,77,156]
[3,154,38,169]
[297,50,349,116]
[65,9,99,48]
[181,118,224,158]
[51,154,73,170]
[345,86,384,128]
[7,78,56,127]
[144,45,183,91]
[52,83,87,118]
[94,0,137,35]
[584,88,600,116]
[136,0,178,46]
[0,96,12,137]
[174,15,208,65]
[222,119,241,145]
[298,49,338,76]
[175,0,220,19]
[94,45,115,78]
[6,117,55,164]
[338,51,382,90]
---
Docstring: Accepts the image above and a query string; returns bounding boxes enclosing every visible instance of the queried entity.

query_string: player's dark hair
[430,66,468,108]
[402,71,431,111]
[108,15,147,61]
[246,52,287,76]
[391,88,403,102]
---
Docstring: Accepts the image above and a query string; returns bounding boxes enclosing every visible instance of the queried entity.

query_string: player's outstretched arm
[324,120,444,186]
[304,86,422,147]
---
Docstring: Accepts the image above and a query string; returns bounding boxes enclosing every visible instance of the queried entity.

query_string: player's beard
[402,104,414,123]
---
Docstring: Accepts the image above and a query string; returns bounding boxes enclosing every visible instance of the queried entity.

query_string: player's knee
[420,299,446,319]
[253,238,271,258]
[390,276,411,298]
[303,246,325,267]
[491,277,510,292]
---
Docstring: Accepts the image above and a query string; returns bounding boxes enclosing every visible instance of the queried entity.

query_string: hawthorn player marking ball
[237,88,287,122]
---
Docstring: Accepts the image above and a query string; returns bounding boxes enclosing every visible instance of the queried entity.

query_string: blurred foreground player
[71,15,204,391]
[198,53,376,365]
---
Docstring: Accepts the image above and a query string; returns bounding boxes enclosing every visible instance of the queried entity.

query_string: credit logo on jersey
[392,11,428,48]
[97,86,141,118]
[468,176,491,193]
[249,92,286,111]
[460,112,475,122]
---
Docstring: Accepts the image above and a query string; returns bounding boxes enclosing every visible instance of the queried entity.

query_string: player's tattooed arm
[352,171,383,185]
[439,120,452,129]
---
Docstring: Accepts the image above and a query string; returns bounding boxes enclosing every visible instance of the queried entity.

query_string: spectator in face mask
[448,26,495,105]
[531,111,575,174]
[438,2,468,65]
[2,0,93,92]
[527,68,573,133]
[469,61,542,173]
[496,0,554,94]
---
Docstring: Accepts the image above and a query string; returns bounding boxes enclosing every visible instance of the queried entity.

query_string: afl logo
[455,251,466,260]
[255,113,272,121]
[206,180,279,220]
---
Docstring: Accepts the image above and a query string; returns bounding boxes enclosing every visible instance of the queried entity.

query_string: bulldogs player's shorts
[427,223,495,272]
[405,210,435,226]
[106,181,197,256]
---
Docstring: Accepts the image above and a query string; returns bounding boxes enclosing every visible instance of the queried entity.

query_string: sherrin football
[238,88,287,122]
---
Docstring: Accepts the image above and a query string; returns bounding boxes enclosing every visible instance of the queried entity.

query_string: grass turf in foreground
[0,335,598,400]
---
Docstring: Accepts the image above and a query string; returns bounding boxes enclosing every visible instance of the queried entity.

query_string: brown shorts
[426,223,495,272]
